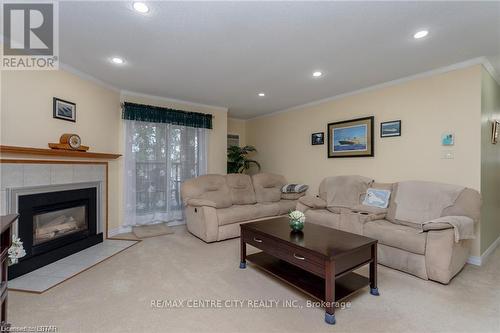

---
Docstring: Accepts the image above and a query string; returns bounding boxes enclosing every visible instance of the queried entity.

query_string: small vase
[289,219,304,232]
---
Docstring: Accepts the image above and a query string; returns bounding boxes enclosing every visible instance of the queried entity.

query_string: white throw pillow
[362,188,391,209]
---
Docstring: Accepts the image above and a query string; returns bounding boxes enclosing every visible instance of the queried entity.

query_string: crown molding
[58,62,228,112]
[59,62,121,92]
[120,90,228,112]
[481,57,500,86]
[248,57,495,121]
[228,116,248,121]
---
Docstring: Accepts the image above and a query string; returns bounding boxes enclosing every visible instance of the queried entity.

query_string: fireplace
[9,187,103,279]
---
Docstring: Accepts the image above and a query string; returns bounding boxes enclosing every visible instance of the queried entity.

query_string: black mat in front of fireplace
[9,187,103,280]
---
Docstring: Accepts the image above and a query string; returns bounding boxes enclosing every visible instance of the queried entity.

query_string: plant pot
[288,219,304,232]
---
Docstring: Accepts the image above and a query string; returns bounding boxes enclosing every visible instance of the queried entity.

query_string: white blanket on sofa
[323,175,373,208]
[421,216,475,242]
[394,181,464,223]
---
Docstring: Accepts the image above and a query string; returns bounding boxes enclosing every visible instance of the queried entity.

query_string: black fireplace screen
[33,205,88,246]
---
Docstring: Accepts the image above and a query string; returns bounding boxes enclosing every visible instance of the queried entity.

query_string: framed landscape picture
[327,116,374,158]
[380,120,401,137]
[53,97,76,122]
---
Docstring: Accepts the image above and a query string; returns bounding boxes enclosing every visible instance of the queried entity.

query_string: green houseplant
[227,145,261,174]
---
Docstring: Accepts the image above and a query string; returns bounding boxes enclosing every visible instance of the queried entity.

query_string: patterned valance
[122,102,213,129]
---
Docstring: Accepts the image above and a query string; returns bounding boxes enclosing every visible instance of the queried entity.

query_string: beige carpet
[8,225,500,333]
[132,223,174,239]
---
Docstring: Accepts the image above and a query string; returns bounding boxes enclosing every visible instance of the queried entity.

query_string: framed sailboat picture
[327,116,374,158]
[380,120,401,137]
[53,97,76,122]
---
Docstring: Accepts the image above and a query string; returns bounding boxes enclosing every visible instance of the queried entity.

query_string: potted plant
[227,145,261,174]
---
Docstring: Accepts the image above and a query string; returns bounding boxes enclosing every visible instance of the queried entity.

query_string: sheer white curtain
[123,119,208,226]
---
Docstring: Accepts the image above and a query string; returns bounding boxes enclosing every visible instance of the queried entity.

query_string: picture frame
[311,132,324,145]
[327,116,374,158]
[492,120,499,144]
[441,132,454,146]
[53,97,76,122]
[380,120,401,137]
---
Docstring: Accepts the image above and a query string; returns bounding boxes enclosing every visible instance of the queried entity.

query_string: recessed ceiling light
[413,30,429,39]
[258,92,265,97]
[312,71,323,77]
[133,2,149,14]
[111,57,125,65]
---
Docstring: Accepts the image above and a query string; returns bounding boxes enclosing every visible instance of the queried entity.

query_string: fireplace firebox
[9,187,103,279]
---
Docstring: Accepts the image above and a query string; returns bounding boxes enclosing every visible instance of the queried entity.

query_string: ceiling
[59,1,500,118]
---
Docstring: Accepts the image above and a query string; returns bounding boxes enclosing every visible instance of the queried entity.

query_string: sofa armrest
[425,228,470,284]
[298,195,327,209]
[187,198,218,208]
[184,205,219,242]
[421,222,454,231]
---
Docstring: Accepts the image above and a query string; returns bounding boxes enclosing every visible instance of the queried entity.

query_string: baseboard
[108,220,185,237]
[466,256,482,266]
[467,235,500,266]
[108,226,132,237]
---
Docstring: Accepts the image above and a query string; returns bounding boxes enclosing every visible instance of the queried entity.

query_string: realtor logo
[2,1,59,70]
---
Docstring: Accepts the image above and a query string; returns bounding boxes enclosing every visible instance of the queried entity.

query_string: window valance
[122,102,213,129]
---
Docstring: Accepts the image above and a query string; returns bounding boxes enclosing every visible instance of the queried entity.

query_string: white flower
[8,235,26,266]
[288,210,305,223]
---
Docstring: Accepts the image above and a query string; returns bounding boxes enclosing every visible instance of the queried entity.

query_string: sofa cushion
[281,192,305,200]
[298,195,327,209]
[216,203,280,226]
[277,199,297,215]
[226,174,257,205]
[181,174,232,208]
[305,209,340,229]
[251,173,287,203]
[364,219,427,255]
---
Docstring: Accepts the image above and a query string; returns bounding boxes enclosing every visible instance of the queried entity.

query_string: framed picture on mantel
[327,116,374,158]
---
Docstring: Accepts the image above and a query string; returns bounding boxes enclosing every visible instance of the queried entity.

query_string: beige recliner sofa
[181,173,304,242]
[297,176,481,284]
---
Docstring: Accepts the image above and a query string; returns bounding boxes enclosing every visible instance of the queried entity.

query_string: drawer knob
[253,237,263,243]
[293,253,306,260]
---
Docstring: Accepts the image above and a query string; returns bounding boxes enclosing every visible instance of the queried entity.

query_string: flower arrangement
[288,210,305,231]
[8,235,26,265]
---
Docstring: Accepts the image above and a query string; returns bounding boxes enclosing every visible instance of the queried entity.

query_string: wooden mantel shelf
[0,145,121,159]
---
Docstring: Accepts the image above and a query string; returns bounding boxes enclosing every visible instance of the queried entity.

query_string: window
[123,120,207,226]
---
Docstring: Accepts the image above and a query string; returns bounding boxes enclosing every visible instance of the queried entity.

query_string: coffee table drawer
[242,229,326,277]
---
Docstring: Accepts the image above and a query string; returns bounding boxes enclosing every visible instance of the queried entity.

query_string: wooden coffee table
[240,216,379,325]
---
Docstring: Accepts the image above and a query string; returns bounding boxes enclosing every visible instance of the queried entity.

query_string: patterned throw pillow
[362,188,391,209]
[281,184,309,193]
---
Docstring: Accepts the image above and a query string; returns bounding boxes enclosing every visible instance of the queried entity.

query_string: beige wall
[247,65,483,256]
[480,68,500,254]
[0,69,123,233]
[0,70,228,233]
[227,117,246,146]
[1,70,121,152]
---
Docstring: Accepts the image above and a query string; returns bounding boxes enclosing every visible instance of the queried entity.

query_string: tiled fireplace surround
[0,162,107,237]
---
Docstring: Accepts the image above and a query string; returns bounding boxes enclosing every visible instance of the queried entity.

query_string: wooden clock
[49,133,89,151]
